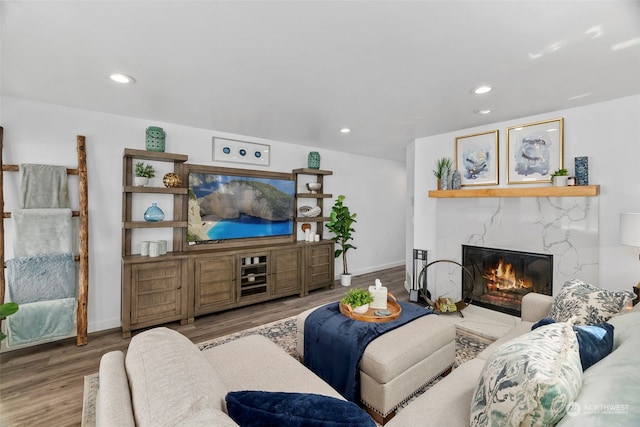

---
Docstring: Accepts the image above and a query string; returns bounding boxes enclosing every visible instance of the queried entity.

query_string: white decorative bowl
[299,206,321,217]
[306,182,322,193]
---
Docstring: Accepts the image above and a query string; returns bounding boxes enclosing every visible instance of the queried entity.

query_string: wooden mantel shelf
[428,185,600,198]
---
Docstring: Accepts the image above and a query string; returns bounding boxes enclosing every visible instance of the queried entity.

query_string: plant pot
[352,303,369,314]
[553,176,568,186]
[340,274,352,287]
[134,176,149,187]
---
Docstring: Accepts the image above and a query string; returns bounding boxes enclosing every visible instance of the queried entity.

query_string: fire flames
[483,260,532,291]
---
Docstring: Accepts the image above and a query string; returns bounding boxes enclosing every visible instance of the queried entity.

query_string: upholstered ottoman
[296,306,455,424]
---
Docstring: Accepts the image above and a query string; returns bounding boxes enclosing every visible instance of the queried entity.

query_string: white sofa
[387,293,640,426]
[96,292,639,426]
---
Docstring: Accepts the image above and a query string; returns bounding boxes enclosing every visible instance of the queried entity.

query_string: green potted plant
[550,168,568,186]
[134,162,155,186]
[433,157,453,190]
[0,302,19,342]
[325,195,357,286]
[341,288,373,314]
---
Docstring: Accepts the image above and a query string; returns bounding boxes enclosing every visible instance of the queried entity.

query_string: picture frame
[455,130,499,187]
[507,118,563,184]
[212,137,270,166]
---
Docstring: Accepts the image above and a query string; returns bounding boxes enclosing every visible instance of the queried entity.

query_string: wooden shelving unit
[293,168,333,239]
[121,148,189,337]
[428,185,599,199]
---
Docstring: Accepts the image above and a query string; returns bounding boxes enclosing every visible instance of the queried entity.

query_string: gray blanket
[6,253,77,304]
[5,298,77,348]
[12,209,73,257]
[19,163,70,208]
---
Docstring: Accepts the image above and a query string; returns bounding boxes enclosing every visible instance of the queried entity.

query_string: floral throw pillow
[470,322,582,427]
[548,279,636,325]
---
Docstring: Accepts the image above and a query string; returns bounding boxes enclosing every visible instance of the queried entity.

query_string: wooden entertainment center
[121,149,335,337]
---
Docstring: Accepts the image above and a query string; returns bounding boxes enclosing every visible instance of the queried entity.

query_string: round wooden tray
[339,293,402,323]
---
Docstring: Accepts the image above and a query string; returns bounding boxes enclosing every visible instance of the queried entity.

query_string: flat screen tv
[186,165,295,248]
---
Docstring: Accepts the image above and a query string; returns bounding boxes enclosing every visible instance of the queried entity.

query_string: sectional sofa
[96,288,639,426]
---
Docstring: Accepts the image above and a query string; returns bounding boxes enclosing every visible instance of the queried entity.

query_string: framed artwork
[213,137,270,166]
[455,130,499,186]
[507,118,564,184]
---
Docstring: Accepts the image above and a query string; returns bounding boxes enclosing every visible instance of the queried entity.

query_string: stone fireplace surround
[427,194,598,333]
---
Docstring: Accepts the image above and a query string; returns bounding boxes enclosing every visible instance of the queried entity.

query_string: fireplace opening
[462,245,552,316]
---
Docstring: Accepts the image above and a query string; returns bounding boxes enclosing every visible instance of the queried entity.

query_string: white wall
[0,96,406,332]
[411,95,640,294]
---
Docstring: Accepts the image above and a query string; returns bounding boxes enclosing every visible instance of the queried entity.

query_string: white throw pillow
[470,322,582,427]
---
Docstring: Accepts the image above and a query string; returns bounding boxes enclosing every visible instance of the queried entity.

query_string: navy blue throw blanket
[303,301,433,402]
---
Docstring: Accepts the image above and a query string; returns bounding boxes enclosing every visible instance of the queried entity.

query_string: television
[186,165,295,248]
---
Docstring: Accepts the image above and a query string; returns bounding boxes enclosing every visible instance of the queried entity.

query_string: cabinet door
[306,242,335,293]
[271,247,301,296]
[194,255,236,314]
[130,259,187,325]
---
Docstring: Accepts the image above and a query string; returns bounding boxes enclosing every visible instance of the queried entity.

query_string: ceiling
[2,1,639,162]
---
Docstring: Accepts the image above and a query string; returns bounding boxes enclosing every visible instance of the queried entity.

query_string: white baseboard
[333,260,404,280]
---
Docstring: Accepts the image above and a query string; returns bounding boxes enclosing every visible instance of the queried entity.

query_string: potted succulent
[341,288,374,314]
[134,162,155,186]
[0,302,19,342]
[326,195,357,287]
[433,157,453,190]
[550,168,568,186]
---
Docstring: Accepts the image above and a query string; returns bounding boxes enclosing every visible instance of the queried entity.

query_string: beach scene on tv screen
[188,173,295,242]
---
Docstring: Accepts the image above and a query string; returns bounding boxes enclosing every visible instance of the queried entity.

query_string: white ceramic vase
[340,274,352,287]
[134,176,149,187]
[353,304,369,314]
[553,176,568,186]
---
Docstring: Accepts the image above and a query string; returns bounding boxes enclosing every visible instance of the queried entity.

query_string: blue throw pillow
[225,391,376,427]
[532,318,614,370]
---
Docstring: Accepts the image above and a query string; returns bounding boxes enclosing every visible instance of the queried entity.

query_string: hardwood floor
[0,266,407,427]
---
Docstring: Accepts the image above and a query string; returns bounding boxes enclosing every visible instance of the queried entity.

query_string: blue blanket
[303,302,433,402]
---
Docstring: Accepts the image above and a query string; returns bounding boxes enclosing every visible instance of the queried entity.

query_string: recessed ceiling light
[474,109,492,115]
[339,128,351,134]
[472,85,492,95]
[110,73,135,84]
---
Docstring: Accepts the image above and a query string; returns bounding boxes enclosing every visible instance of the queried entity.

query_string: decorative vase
[451,170,462,190]
[146,126,166,152]
[308,151,321,169]
[134,176,149,187]
[440,170,450,190]
[340,274,352,287]
[575,156,589,186]
[353,304,369,315]
[144,203,165,222]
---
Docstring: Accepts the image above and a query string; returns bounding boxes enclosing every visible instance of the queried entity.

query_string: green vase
[308,151,321,169]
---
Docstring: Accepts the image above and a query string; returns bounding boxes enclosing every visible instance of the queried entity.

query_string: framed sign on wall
[213,137,270,166]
